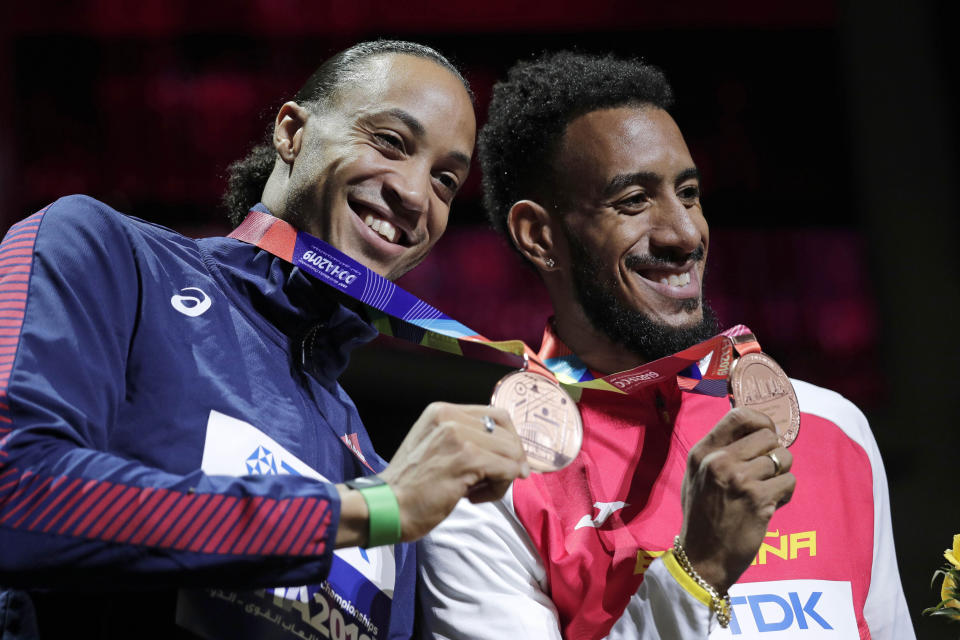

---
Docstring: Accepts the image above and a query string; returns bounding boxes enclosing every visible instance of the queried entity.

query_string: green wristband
[344,476,401,548]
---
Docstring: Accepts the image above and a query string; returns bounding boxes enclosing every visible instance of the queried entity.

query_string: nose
[383,163,430,218]
[648,196,704,259]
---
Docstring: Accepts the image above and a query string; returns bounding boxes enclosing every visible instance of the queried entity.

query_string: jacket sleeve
[0,197,341,588]
[857,414,915,639]
[417,487,715,640]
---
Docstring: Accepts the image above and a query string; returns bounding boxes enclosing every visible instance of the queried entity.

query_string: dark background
[2,0,957,636]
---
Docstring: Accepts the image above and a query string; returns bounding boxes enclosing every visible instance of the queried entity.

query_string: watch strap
[344,476,401,548]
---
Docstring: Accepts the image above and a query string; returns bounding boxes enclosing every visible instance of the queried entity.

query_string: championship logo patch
[175,411,396,640]
[245,445,278,475]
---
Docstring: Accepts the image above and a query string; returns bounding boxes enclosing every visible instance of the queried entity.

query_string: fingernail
[521,462,531,478]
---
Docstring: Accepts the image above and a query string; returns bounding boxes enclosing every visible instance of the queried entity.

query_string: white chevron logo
[575,501,628,530]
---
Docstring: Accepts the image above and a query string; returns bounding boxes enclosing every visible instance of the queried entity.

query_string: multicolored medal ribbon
[230,208,540,370]
[543,326,799,447]
[229,209,798,458]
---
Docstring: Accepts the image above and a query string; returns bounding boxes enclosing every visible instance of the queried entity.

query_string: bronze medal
[490,370,583,473]
[729,352,800,447]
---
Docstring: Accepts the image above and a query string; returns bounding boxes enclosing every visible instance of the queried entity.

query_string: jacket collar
[202,205,377,381]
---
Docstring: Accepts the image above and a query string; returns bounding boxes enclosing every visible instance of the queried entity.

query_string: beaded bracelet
[672,536,732,628]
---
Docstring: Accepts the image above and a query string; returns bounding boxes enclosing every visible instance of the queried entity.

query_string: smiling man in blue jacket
[0,40,527,640]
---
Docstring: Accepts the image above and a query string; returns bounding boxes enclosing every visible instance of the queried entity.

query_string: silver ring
[766,451,782,476]
[483,415,496,433]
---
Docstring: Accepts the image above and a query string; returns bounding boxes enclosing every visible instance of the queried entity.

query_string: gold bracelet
[673,536,732,628]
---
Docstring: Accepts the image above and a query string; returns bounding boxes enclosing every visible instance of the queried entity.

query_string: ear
[273,101,312,164]
[507,200,561,272]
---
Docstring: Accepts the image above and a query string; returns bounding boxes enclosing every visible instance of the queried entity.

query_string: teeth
[380,221,397,242]
[661,272,691,287]
[363,214,398,243]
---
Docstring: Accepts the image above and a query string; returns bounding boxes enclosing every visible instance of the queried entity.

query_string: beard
[565,230,719,364]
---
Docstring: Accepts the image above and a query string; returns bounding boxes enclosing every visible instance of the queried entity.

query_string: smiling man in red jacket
[418,51,913,640]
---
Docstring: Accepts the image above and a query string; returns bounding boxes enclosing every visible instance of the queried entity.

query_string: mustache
[624,245,706,270]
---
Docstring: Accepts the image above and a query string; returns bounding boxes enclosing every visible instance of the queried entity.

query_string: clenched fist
[679,407,796,594]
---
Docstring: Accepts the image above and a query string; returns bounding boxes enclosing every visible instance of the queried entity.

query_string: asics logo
[171,287,211,317]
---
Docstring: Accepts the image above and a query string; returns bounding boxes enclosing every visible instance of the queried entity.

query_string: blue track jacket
[0,196,414,640]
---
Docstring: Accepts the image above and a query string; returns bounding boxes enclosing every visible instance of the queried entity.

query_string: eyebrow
[602,166,701,199]
[675,167,701,186]
[384,107,426,138]
[380,108,472,170]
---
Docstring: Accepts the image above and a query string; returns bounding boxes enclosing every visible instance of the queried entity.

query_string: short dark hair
[479,51,674,242]
[223,40,471,227]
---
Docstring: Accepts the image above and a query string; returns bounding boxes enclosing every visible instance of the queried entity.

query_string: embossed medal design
[490,370,583,472]
[729,352,800,447]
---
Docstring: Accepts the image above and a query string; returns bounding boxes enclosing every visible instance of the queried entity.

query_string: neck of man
[261,163,291,221]
[550,300,649,376]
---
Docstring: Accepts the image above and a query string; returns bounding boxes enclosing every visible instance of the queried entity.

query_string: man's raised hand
[679,407,796,594]
[380,403,529,542]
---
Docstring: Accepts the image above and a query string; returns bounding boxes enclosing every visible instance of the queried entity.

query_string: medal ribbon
[544,326,762,399]
[229,209,761,400]
[229,209,541,371]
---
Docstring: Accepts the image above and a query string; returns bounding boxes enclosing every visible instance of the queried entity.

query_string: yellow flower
[943,571,960,610]
[945,534,960,570]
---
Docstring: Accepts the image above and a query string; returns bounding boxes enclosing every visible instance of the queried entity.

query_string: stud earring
[544,257,556,268]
